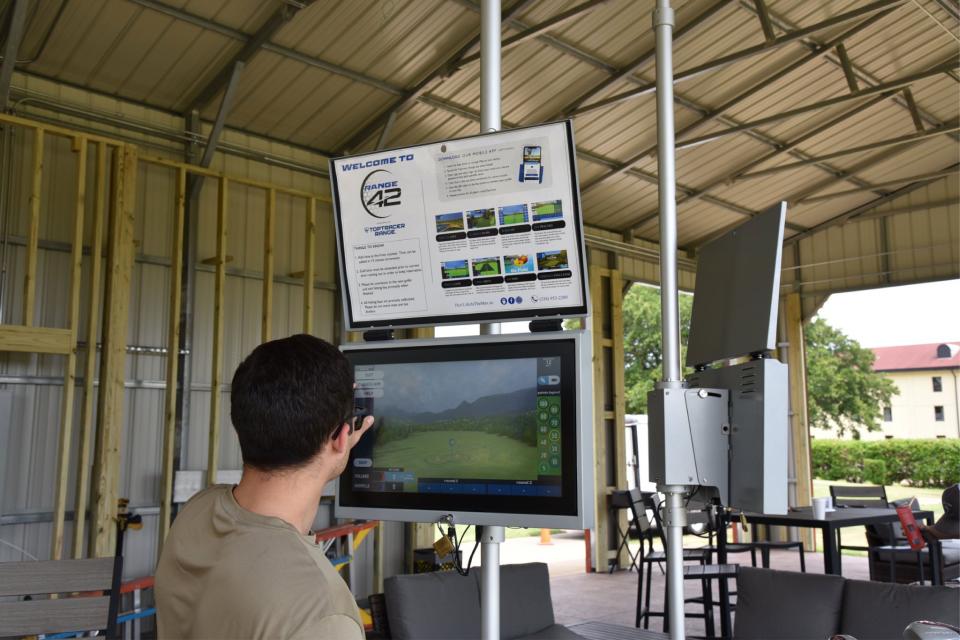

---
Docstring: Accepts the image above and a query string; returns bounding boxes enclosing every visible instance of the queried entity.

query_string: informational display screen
[336,334,594,529]
[330,121,589,330]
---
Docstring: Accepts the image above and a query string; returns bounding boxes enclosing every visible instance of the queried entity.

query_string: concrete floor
[487,531,872,638]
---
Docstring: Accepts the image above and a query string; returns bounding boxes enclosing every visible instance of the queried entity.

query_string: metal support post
[655,2,690,638]
[479,5,503,638]
[479,0,501,341]
[481,525,505,640]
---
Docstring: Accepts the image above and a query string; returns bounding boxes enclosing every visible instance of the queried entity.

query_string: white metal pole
[479,3,503,640]
[654,2,687,639]
[479,0,502,338]
[480,525,504,640]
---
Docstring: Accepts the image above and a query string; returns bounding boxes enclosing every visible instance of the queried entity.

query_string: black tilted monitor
[686,202,787,368]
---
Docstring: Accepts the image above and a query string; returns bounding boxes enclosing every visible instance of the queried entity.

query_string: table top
[568,621,669,640]
[729,506,934,528]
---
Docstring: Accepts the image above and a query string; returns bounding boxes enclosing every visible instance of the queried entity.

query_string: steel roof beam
[735,123,960,181]
[554,0,734,118]
[0,0,29,108]
[571,0,905,116]
[784,162,960,245]
[417,93,763,223]
[335,0,535,153]
[184,2,307,113]
[457,0,612,67]
[675,61,957,149]
[738,0,959,141]
[131,0,403,97]
[797,169,958,203]
[582,9,895,194]
[752,0,777,41]
[624,90,897,231]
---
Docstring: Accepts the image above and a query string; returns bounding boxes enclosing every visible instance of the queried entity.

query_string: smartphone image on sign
[520,145,543,183]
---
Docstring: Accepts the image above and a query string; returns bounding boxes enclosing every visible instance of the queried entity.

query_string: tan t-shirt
[155,485,364,639]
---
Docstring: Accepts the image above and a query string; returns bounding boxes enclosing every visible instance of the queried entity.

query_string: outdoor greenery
[622,284,693,414]
[804,318,898,438]
[373,413,537,448]
[811,439,960,488]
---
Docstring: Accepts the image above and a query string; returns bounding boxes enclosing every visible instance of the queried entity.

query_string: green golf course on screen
[365,359,544,489]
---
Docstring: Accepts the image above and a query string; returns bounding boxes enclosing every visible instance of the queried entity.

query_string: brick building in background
[870,342,960,440]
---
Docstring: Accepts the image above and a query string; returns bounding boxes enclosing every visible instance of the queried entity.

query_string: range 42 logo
[361,169,401,218]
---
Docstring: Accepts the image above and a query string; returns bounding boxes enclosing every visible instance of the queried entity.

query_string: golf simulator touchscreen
[338,338,580,518]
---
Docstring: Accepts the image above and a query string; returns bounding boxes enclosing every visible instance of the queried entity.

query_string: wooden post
[50,136,87,560]
[207,177,228,487]
[610,269,628,568]
[159,167,186,552]
[90,144,137,557]
[589,267,605,573]
[23,127,43,326]
[73,141,107,559]
[303,198,316,334]
[261,188,275,343]
[372,522,384,593]
[785,292,814,550]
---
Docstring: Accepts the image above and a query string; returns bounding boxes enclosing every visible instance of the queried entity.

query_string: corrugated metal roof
[8,0,958,282]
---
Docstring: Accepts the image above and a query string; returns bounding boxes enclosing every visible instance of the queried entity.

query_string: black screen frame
[338,338,580,518]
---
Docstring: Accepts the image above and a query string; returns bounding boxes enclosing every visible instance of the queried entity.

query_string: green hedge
[811,439,960,488]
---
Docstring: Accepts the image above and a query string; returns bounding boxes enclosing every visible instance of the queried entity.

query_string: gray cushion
[734,567,845,640]
[840,578,960,640]
[479,563,556,640]
[516,624,585,640]
[384,569,481,640]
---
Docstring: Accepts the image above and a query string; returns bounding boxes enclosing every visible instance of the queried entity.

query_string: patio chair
[640,493,738,637]
[830,484,900,573]
[609,489,656,573]
[0,557,121,638]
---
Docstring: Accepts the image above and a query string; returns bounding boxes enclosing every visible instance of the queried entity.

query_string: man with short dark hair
[156,334,372,639]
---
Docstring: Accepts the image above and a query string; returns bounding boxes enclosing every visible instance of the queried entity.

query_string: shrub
[863,458,888,486]
[811,439,960,488]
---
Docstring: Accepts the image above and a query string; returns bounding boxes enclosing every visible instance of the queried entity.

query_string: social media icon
[500,297,508,305]
[508,296,515,304]
[516,296,523,303]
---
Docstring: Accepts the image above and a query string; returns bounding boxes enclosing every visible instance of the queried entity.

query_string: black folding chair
[609,489,655,573]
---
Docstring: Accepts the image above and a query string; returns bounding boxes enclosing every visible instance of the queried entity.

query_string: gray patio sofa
[383,562,583,640]
[734,566,960,640]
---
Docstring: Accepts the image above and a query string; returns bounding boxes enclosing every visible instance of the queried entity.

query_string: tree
[622,284,693,414]
[804,318,898,439]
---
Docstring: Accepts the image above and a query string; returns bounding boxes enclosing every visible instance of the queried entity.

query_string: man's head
[230,334,353,473]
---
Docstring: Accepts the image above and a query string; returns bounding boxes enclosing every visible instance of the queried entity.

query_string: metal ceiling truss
[183,1,309,113]
[624,48,958,234]
[552,0,735,118]
[336,0,538,153]
[675,61,959,150]
[0,0,29,108]
[737,0,959,142]
[736,122,959,181]
[797,169,959,204]
[581,8,898,195]
[570,0,905,115]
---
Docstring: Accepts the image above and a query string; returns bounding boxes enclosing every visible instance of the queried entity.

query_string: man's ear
[329,423,350,455]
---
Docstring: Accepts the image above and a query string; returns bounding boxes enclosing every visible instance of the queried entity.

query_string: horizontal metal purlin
[582,8,896,196]
[570,0,907,115]
[737,123,960,180]
[0,374,232,392]
[676,62,958,149]
[0,507,160,526]
[797,169,957,203]
[1,234,337,291]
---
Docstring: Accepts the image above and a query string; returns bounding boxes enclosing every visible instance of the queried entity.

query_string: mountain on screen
[392,388,536,424]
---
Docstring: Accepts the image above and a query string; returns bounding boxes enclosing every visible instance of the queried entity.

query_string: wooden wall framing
[589,266,627,571]
[0,112,331,560]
